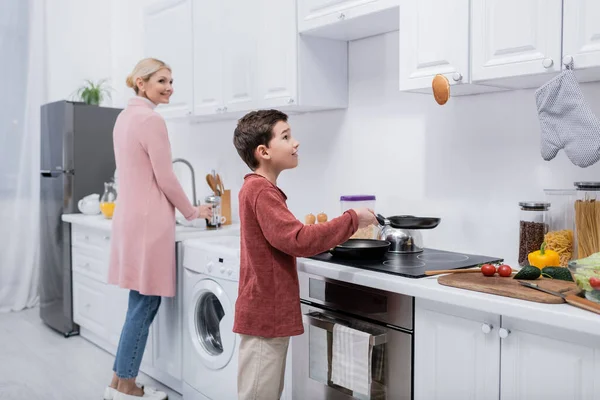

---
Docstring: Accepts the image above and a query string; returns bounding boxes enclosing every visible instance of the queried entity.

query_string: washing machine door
[187,278,236,370]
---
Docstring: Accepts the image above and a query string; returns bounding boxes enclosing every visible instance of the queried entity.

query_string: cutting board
[438,273,580,304]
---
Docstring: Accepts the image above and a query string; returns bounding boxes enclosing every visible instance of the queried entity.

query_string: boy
[232,109,377,400]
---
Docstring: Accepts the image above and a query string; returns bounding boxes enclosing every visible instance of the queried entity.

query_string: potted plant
[75,79,112,105]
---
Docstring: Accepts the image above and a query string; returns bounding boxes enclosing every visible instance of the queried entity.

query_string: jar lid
[519,201,550,210]
[574,182,600,191]
[340,195,376,201]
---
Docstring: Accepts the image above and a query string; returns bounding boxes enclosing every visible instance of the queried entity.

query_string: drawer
[72,225,111,253]
[73,272,108,338]
[72,249,109,283]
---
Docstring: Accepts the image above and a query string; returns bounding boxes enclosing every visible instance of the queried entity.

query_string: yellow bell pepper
[528,242,560,269]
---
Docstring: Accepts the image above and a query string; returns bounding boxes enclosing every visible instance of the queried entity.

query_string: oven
[293,271,413,400]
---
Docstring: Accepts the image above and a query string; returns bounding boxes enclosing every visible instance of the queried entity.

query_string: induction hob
[309,248,503,278]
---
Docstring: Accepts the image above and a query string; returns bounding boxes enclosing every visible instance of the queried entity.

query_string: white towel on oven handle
[331,323,372,396]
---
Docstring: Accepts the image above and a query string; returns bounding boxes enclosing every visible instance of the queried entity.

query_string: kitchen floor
[0,307,182,400]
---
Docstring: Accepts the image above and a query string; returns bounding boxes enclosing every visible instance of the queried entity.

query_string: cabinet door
[192,0,224,116]
[144,0,193,118]
[471,0,562,82]
[563,0,600,71]
[256,0,298,108]
[151,294,182,380]
[222,0,256,113]
[500,318,600,400]
[399,0,469,91]
[414,300,500,400]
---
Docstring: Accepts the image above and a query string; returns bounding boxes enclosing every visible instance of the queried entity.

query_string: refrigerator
[39,100,122,337]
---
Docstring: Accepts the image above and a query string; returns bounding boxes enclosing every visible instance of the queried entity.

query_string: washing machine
[182,236,241,400]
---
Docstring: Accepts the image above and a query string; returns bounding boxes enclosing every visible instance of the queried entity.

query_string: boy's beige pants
[238,334,290,400]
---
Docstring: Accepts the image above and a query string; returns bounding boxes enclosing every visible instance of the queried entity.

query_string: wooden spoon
[216,173,224,195]
[206,174,218,196]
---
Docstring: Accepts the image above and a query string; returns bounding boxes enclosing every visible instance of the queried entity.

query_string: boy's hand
[354,208,377,228]
[198,205,213,219]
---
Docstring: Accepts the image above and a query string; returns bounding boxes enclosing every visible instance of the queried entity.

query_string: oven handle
[302,311,387,346]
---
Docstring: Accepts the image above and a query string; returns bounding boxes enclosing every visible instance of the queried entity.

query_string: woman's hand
[198,205,213,219]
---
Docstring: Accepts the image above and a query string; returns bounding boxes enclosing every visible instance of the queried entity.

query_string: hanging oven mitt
[535,63,600,168]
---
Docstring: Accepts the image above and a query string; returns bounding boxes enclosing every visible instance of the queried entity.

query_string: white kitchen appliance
[182,236,241,400]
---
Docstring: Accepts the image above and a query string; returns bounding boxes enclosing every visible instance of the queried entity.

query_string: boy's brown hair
[233,109,288,170]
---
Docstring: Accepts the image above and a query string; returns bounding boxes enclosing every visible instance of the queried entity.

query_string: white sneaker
[113,386,168,400]
[104,386,117,400]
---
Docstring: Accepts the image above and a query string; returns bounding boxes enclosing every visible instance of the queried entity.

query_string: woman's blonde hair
[125,58,171,94]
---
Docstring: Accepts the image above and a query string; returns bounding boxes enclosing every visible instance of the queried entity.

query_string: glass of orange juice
[100,181,117,219]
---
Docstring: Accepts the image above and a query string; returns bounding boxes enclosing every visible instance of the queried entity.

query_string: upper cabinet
[144,0,194,118]
[146,0,347,120]
[562,0,600,83]
[191,0,223,116]
[398,0,504,95]
[471,0,563,88]
[298,0,400,41]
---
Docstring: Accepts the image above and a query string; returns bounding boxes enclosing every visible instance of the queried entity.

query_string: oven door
[293,302,412,400]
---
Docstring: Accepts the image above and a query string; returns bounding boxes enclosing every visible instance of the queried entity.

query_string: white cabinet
[298,0,400,41]
[143,0,193,118]
[256,0,298,108]
[471,0,563,88]
[398,0,504,96]
[415,299,600,400]
[414,300,500,400]
[500,317,600,400]
[189,0,348,119]
[191,0,224,116]
[562,0,600,82]
[69,224,183,392]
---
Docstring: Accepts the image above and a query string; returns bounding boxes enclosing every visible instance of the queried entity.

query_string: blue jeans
[113,290,162,379]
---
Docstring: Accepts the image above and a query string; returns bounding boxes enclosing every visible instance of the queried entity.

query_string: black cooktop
[309,248,503,278]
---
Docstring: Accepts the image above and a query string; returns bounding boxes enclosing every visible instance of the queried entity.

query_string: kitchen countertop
[298,257,600,337]
[61,213,240,241]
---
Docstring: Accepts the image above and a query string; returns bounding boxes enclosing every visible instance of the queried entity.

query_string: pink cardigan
[108,96,198,297]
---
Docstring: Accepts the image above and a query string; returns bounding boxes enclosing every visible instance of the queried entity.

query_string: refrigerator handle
[41,170,61,177]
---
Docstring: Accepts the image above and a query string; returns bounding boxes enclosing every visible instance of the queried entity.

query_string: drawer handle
[104,236,110,241]
[303,311,386,346]
[338,13,345,20]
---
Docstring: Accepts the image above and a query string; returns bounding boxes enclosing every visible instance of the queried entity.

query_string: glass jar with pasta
[544,189,576,266]
[574,182,600,259]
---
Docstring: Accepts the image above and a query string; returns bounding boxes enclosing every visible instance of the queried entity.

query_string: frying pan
[376,214,441,230]
[330,239,391,260]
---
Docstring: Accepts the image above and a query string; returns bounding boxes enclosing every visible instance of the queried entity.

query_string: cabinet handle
[498,328,511,339]
[287,98,295,104]
[542,58,554,68]
[562,55,574,67]
[338,13,345,20]
[481,323,493,334]
[216,108,222,113]
[452,72,463,82]
[84,235,89,241]
[222,106,228,112]
[104,236,110,241]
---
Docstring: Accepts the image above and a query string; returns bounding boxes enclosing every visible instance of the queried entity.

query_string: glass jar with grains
[518,202,550,267]
[544,189,576,266]
[574,182,600,259]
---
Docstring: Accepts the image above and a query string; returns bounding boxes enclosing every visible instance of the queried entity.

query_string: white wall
[45,4,600,267]
[45,0,112,103]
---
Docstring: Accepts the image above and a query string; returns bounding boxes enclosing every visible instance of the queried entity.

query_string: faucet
[172,158,197,206]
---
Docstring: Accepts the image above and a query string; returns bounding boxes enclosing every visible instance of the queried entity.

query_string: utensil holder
[221,189,232,225]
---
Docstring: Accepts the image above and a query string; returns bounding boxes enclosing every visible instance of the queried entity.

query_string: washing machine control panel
[183,236,241,281]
